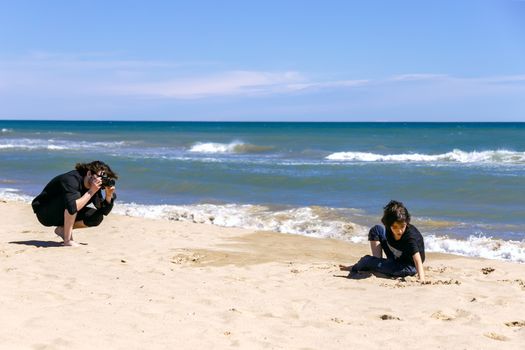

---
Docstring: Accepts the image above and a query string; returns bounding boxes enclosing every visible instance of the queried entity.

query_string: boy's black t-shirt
[385,224,425,265]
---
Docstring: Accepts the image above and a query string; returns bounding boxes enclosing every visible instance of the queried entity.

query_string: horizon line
[1,119,524,123]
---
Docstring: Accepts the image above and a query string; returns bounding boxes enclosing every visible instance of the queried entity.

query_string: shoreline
[2,189,524,264]
[1,200,524,349]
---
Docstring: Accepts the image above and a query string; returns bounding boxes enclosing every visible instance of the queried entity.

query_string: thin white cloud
[0,53,369,98]
[286,79,369,91]
[390,74,449,82]
[107,71,307,99]
[107,71,369,99]
[1,53,525,102]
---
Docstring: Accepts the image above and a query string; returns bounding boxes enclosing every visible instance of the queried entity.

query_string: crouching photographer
[31,160,118,247]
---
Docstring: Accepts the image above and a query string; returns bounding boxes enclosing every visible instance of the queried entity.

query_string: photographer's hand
[76,172,102,212]
[105,186,115,203]
[89,174,102,195]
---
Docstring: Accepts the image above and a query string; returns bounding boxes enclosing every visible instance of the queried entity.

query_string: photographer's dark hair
[75,160,118,179]
[381,200,411,228]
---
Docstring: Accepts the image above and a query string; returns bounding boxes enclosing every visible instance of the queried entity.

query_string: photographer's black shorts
[33,196,104,227]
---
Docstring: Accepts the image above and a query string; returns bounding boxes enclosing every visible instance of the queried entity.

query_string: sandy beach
[1,200,524,349]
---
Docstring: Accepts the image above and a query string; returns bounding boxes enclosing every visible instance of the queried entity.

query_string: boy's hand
[412,252,425,282]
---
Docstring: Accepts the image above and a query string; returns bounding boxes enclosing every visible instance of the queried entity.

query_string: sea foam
[326,149,525,164]
[112,202,525,263]
[0,188,34,202]
[425,234,525,263]
[114,202,366,242]
[2,188,523,263]
[0,138,127,151]
[189,141,273,154]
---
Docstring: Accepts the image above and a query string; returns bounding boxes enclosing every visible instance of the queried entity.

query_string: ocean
[1,120,524,262]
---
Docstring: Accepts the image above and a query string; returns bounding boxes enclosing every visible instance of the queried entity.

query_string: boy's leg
[351,255,416,277]
[350,255,383,273]
[388,263,417,278]
[370,259,417,277]
[368,225,383,258]
[368,225,395,260]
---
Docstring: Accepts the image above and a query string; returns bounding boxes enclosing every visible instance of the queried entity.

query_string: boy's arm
[412,252,425,281]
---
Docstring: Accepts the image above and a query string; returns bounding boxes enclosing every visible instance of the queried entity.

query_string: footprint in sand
[380,314,401,321]
[484,332,508,341]
[170,251,204,265]
[431,309,471,321]
[431,311,455,321]
[426,265,448,273]
[505,321,525,328]
[331,317,345,323]
[482,267,495,275]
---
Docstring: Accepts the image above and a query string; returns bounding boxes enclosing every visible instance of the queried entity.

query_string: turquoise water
[1,121,524,261]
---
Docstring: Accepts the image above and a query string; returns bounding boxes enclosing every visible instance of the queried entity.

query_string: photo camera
[100,172,116,188]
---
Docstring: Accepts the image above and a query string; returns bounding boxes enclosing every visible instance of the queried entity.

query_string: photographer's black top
[31,170,116,215]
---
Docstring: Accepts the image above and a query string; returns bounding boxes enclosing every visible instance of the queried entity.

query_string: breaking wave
[189,141,273,154]
[0,138,128,151]
[326,149,525,164]
[426,234,525,263]
[0,188,34,202]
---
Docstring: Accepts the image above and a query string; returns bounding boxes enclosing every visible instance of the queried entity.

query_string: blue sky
[1,0,524,121]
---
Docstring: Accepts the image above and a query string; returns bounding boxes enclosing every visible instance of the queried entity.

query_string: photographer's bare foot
[63,241,80,247]
[54,226,64,239]
[55,227,74,241]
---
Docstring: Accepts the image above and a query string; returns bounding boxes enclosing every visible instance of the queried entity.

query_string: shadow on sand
[9,240,64,248]
[334,271,374,280]
[334,270,396,280]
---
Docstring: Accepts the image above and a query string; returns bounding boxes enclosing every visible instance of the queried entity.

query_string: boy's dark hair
[75,160,118,179]
[381,200,411,227]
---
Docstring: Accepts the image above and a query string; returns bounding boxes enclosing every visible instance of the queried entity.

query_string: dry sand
[1,200,524,349]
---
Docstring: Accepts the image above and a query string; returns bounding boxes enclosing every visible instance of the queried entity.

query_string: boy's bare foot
[62,240,80,247]
[339,264,353,271]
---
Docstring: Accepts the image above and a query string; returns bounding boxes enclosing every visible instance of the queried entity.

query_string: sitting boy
[340,200,425,281]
